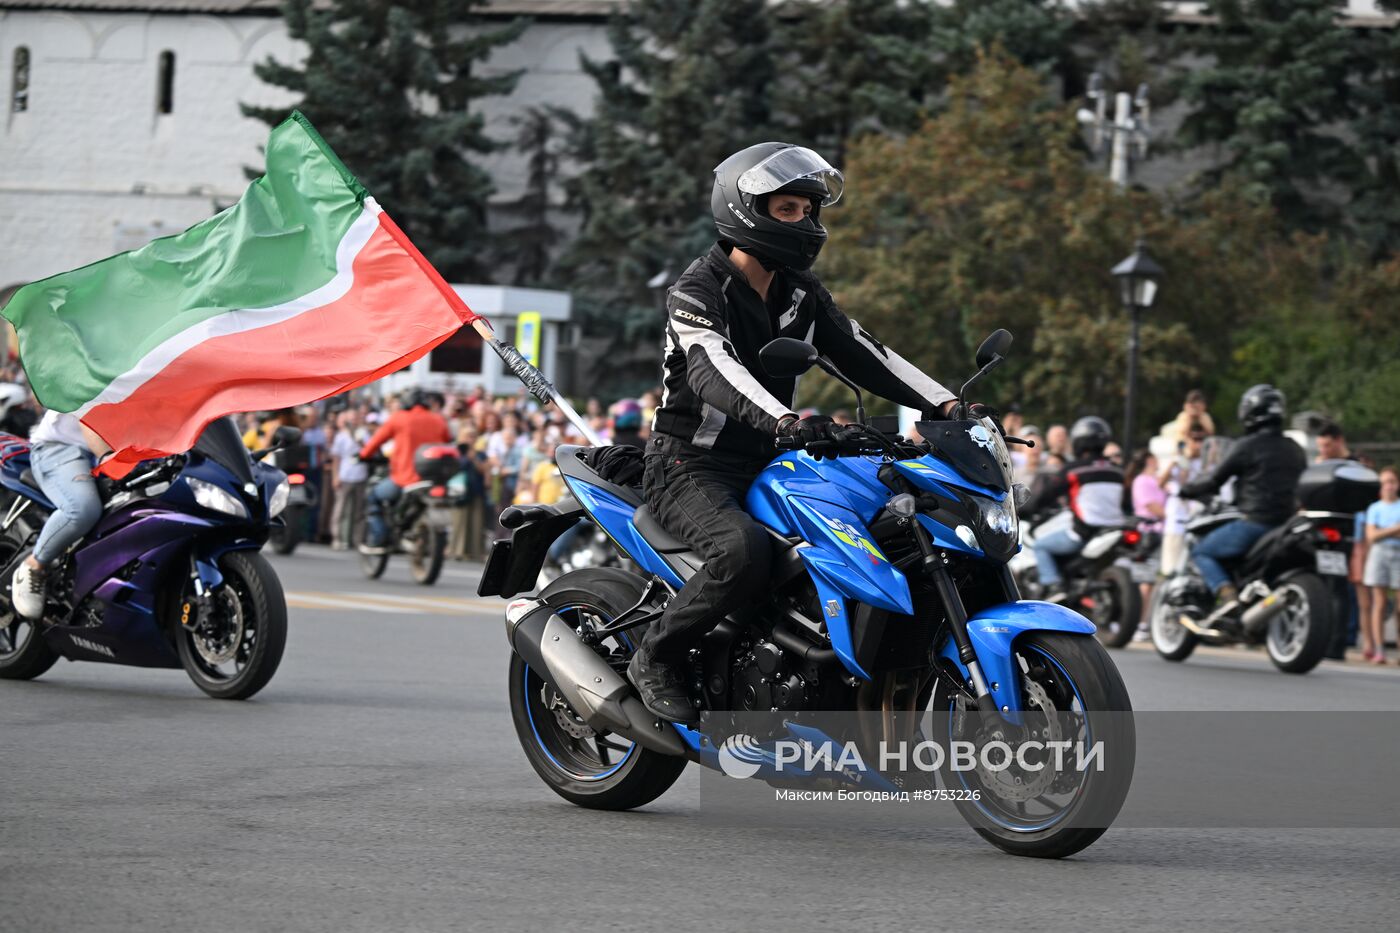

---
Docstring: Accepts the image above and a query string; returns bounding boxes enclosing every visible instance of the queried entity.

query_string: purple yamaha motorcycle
[0,417,293,699]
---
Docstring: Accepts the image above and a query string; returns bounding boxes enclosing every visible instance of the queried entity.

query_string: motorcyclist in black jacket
[628,142,961,723]
[1179,384,1307,606]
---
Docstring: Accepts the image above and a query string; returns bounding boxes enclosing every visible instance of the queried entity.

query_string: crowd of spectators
[231,385,659,563]
[1,358,1396,662]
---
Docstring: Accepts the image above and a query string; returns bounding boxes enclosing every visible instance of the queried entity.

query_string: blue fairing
[938,600,1096,719]
[563,477,684,589]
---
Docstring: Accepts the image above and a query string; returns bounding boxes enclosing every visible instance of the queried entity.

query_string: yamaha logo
[69,634,115,658]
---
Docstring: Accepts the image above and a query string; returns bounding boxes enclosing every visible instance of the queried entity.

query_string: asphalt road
[3,545,1398,932]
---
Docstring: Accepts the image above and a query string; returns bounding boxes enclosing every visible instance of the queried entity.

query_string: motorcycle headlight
[188,476,248,519]
[268,478,291,518]
[972,492,1018,552]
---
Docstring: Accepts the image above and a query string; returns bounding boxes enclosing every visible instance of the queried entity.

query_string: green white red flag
[2,112,478,476]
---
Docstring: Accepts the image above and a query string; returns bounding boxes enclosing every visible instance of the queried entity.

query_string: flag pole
[469,319,604,446]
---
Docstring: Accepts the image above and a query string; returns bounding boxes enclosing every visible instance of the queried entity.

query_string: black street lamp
[1110,240,1164,452]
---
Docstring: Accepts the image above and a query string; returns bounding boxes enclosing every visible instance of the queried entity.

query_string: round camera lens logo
[717,734,765,779]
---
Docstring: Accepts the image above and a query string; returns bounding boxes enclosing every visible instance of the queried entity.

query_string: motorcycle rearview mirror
[272,425,303,447]
[759,338,820,379]
[958,329,1014,408]
[975,329,1013,370]
[253,425,305,462]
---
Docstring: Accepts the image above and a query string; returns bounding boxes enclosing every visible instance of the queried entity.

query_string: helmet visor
[736,147,844,206]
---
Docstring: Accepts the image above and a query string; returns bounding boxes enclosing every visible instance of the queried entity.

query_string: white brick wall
[0,9,609,292]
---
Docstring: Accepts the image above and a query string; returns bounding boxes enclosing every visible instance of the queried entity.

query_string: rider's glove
[777,415,836,458]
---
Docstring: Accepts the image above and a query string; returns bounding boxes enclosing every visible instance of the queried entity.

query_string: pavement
[3,544,1397,932]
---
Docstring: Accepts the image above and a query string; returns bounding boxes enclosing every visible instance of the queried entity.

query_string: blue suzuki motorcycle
[0,417,295,699]
[484,331,1135,858]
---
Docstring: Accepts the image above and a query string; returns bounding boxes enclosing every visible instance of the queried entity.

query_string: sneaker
[1132,623,1151,643]
[357,543,389,556]
[11,558,47,620]
[626,648,699,725]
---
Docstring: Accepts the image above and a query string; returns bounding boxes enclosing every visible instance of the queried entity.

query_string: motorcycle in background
[0,417,296,699]
[1011,511,1144,648]
[1148,460,1378,673]
[356,445,458,585]
[266,441,318,556]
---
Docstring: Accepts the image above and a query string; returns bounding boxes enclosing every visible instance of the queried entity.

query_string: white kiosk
[378,284,573,398]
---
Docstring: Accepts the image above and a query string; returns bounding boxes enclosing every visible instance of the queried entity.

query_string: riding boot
[627,647,699,725]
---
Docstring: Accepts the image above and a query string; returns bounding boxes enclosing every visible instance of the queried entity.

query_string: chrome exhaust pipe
[1241,587,1290,634]
[505,598,687,757]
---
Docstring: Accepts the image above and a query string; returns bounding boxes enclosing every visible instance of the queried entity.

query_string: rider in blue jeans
[11,410,110,619]
[1180,385,1307,607]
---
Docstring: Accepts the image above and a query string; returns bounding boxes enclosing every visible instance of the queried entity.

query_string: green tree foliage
[244,0,527,281]
[556,0,778,392]
[1176,0,1363,235]
[497,106,566,286]
[1349,0,1400,259]
[931,0,1075,82]
[820,49,1400,441]
[772,0,938,165]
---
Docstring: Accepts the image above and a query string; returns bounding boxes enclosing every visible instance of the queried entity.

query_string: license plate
[1315,550,1348,576]
[286,486,310,505]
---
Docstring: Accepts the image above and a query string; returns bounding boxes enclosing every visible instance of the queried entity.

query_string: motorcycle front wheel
[1149,581,1200,662]
[932,632,1135,859]
[175,550,287,700]
[409,519,446,586]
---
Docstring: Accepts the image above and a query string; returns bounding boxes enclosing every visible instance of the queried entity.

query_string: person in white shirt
[12,410,110,618]
[328,410,369,550]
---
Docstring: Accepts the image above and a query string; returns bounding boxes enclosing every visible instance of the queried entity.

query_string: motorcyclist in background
[357,388,451,553]
[1179,384,1306,608]
[629,142,963,723]
[1021,416,1127,601]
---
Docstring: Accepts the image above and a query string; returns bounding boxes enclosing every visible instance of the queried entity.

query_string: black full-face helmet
[1070,415,1112,458]
[711,142,845,271]
[1238,384,1285,432]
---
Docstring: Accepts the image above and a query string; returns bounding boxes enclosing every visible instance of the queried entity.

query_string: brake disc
[194,588,244,665]
[973,678,1062,802]
[541,683,596,739]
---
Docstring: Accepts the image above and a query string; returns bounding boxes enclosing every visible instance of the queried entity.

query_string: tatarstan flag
[2,111,478,476]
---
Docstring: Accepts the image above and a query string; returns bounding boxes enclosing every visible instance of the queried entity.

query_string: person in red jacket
[358,388,450,552]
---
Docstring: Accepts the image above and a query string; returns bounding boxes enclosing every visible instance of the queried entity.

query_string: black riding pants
[641,434,773,662]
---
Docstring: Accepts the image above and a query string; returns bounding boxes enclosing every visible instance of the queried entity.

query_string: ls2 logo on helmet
[727,202,756,229]
[717,734,766,779]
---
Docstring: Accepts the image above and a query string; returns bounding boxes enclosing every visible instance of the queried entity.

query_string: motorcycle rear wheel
[1090,565,1140,649]
[0,527,58,681]
[508,568,687,810]
[1265,573,1332,674]
[933,632,1135,859]
[176,550,287,700]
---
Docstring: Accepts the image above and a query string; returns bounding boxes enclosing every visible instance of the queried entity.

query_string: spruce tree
[772,0,938,166]
[1176,0,1364,235]
[243,1,528,281]
[558,0,779,393]
[931,0,1076,83]
[1349,1,1400,259]
[496,106,567,286]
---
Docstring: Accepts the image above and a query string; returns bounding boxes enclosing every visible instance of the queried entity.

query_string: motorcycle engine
[731,639,810,713]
